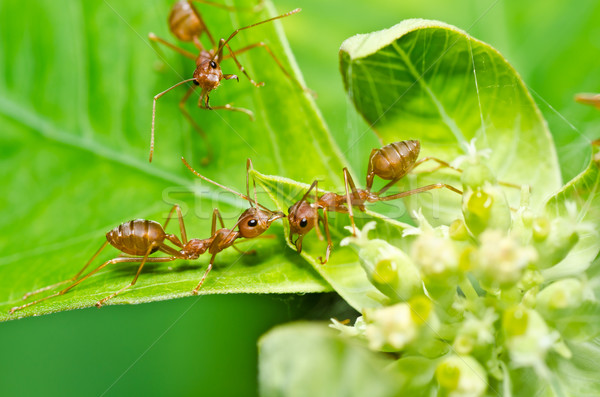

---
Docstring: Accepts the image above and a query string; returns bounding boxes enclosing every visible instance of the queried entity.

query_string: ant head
[237,207,285,239]
[287,200,318,252]
[168,1,203,42]
[193,57,224,91]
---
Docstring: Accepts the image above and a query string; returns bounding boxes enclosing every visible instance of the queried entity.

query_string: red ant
[287,140,464,264]
[149,3,308,163]
[10,186,284,314]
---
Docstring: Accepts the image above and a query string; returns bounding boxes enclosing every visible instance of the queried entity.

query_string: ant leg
[314,213,324,241]
[199,90,254,120]
[163,204,188,245]
[365,149,379,192]
[9,256,147,314]
[150,78,197,162]
[412,157,520,190]
[192,253,217,294]
[213,8,301,62]
[411,157,461,174]
[317,210,333,265]
[343,168,364,236]
[312,180,324,241]
[375,177,401,196]
[210,208,228,235]
[377,183,463,202]
[148,33,197,60]
[21,241,110,301]
[575,93,600,109]
[223,42,315,96]
[95,254,179,307]
[180,86,213,165]
[223,42,264,87]
[233,245,256,255]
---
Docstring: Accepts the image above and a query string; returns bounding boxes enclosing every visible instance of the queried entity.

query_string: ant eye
[210,61,217,68]
[300,218,308,228]
[248,219,258,227]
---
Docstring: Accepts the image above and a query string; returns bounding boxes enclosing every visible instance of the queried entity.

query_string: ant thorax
[183,238,211,259]
[209,228,239,254]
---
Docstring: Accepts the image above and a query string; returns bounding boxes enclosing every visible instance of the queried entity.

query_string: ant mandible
[149,3,308,163]
[288,140,463,264]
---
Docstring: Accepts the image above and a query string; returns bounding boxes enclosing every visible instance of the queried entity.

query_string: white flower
[476,230,537,288]
[329,316,367,338]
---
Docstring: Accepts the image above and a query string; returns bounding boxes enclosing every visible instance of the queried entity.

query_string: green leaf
[339,19,561,222]
[258,322,403,397]
[253,169,412,311]
[543,144,600,281]
[544,338,600,396]
[0,0,348,320]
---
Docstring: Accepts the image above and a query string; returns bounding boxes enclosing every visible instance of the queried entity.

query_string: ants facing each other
[182,140,462,265]
[10,200,284,314]
[149,2,311,164]
[287,140,463,264]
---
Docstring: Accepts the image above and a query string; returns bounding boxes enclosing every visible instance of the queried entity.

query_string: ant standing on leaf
[9,180,284,314]
[288,140,464,264]
[149,2,311,164]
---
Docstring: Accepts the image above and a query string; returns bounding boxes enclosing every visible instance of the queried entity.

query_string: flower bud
[363,297,437,352]
[462,185,511,236]
[342,222,422,302]
[503,305,560,375]
[449,219,470,241]
[533,217,579,269]
[461,161,496,190]
[536,278,583,315]
[435,355,487,397]
[474,230,537,290]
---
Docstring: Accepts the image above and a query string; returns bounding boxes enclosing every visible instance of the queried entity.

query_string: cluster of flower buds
[333,142,599,396]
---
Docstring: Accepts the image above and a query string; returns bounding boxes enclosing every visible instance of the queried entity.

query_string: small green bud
[409,295,433,325]
[453,335,474,355]
[461,161,496,189]
[458,246,476,271]
[435,355,487,397]
[533,217,579,269]
[467,190,493,219]
[504,306,559,374]
[449,219,470,241]
[532,216,550,242]
[536,278,583,313]
[462,186,511,236]
[372,258,398,285]
[503,306,529,337]
[342,222,422,302]
[521,208,534,228]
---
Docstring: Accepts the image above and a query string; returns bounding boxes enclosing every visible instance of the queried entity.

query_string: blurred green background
[1,0,599,396]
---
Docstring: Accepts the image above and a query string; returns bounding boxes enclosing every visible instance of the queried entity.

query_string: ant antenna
[150,78,197,162]
[211,8,301,62]
[181,157,270,212]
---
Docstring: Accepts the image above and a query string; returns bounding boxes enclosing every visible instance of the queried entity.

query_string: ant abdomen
[106,220,166,256]
[371,140,421,181]
[168,1,203,42]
